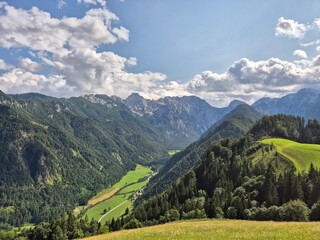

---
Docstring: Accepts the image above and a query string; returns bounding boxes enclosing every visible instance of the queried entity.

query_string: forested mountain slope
[116,115,320,229]
[143,104,261,198]
[0,91,167,227]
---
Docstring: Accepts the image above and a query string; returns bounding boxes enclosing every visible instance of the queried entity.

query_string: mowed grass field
[261,138,320,172]
[82,165,152,224]
[82,219,320,240]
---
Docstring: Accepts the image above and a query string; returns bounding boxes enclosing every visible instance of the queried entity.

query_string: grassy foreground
[261,138,320,171]
[82,165,152,224]
[82,219,320,240]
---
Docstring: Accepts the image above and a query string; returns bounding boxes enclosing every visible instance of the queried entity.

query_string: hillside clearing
[82,219,320,240]
[261,138,320,171]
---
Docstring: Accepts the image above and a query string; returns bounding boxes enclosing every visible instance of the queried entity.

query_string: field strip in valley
[88,188,118,205]
[81,165,153,223]
[98,200,129,223]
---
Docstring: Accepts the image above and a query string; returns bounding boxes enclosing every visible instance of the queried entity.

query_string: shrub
[280,200,310,222]
[123,218,142,229]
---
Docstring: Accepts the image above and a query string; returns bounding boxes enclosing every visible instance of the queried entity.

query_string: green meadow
[83,219,320,240]
[168,149,181,156]
[82,165,152,224]
[261,138,320,171]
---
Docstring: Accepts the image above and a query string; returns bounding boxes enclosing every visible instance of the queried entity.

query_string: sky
[0,0,320,106]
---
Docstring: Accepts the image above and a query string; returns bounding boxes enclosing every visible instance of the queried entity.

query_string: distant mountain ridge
[124,93,245,149]
[252,88,320,120]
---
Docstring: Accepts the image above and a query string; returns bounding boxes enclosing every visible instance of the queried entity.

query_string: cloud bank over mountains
[0,2,320,106]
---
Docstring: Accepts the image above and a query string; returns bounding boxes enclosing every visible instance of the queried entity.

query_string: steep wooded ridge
[143,104,262,198]
[124,93,244,149]
[113,115,320,230]
[0,91,167,226]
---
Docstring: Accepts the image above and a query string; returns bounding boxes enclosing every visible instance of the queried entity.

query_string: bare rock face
[124,93,244,149]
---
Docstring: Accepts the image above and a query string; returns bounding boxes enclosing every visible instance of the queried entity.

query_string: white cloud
[57,0,66,9]
[18,58,42,72]
[276,17,320,53]
[275,17,308,39]
[0,69,74,96]
[0,2,167,98]
[0,58,13,71]
[0,3,127,52]
[143,56,320,107]
[77,0,106,7]
[43,48,166,97]
[293,49,308,59]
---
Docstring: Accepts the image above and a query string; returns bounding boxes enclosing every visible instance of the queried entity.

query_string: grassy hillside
[82,165,152,224]
[261,138,320,171]
[83,219,320,240]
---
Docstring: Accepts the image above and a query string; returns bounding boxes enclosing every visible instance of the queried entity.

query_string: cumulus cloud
[293,49,308,59]
[143,56,320,107]
[276,17,320,53]
[0,58,13,71]
[0,2,166,98]
[39,48,166,96]
[18,58,42,72]
[275,17,308,39]
[0,69,74,96]
[0,3,128,52]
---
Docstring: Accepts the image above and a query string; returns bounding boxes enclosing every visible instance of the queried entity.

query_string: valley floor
[82,219,320,240]
[79,165,153,224]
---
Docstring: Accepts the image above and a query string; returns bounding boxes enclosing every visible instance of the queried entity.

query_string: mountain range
[1,88,320,228]
[124,93,244,149]
[252,88,320,120]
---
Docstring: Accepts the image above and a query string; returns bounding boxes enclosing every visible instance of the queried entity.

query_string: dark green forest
[0,92,167,228]
[112,115,320,230]
[144,104,262,198]
[2,89,320,240]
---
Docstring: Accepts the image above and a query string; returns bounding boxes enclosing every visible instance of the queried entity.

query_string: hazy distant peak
[228,99,246,109]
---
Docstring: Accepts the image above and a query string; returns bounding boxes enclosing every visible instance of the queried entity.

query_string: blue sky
[0,0,320,106]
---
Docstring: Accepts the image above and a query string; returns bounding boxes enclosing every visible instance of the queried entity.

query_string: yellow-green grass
[87,165,151,206]
[168,149,181,156]
[118,180,149,195]
[82,165,152,224]
[261,138,320,172]
[84,194,131,224]
[113,165,152,189]
[82,219,320,240]
[248,144,292,172]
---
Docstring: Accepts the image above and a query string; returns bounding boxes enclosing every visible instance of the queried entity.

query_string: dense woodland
[2,90,320,240]
[0,92,167,228]
[144,104,262,198]
[113,115,320,230]
[0,214,104,240]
